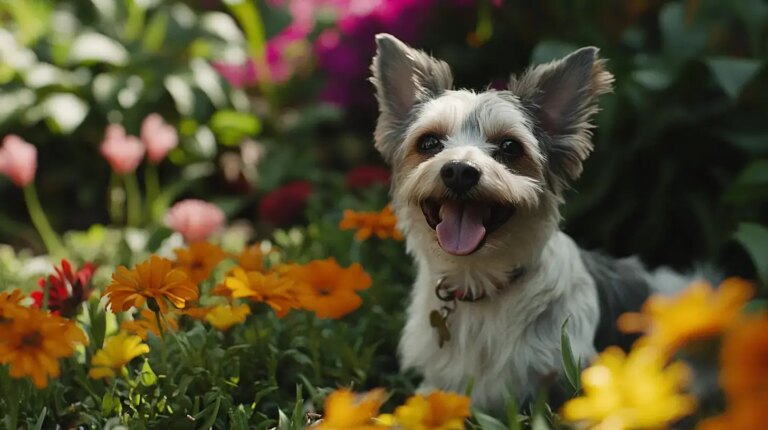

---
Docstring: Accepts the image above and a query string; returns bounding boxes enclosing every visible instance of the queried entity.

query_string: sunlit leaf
[69,32,129,66]
[733,223,768,287]
[706,57,762,99]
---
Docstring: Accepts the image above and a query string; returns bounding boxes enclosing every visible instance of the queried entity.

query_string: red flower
[32,259,96,318]
[345,165,390,189]
[258,181,313,226]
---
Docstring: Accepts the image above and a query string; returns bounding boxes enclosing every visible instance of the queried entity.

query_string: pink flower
[100,124,145,175]
[0,135,37,188]
[165,199,226,243]
[141,114,178,164]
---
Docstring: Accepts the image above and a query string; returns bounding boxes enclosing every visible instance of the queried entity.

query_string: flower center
[21,331,43,348]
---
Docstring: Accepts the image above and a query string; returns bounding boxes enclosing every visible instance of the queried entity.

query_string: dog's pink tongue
[436,201,486,256]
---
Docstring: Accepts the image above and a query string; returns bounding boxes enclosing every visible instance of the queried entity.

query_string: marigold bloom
[100,124,146,174]
[316,388,387,430]
[285,258,372,319]
[698,315,768,430]
[141,113,178,164]
[32,259,96,318]
[120,309,179,340]
[0,135,37,187]
[0,289,25,320]
[205,304,251,331]
[236,244,265,272]
[88,332,149,379]
[103,255,198,313]
[377,391,471,430]
[173,242,227,284]
[165,199,226,243]
[618,278,753,355]
[0,307,88,388]
[340,205,403,241]
[225,268,299,318]
[562,346,696,430]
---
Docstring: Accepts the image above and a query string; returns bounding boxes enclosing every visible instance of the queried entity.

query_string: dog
[368,33,693,411]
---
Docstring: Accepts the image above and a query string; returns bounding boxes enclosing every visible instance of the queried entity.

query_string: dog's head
[370,34,613,266]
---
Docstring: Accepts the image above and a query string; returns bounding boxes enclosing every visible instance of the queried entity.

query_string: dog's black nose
[440,161,480,194]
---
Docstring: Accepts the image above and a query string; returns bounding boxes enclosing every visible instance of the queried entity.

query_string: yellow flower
[0,306,87,388]
[235,244,265,272]
[316,388,388,430]
[697,315,768,430]
[285,258,372,319]
[618,278,753,355]
[173,242,227,283]
[377,391,471,430]
[224,267,299,318]
[88,332,149,379]
[120,309,179,340]
[103,255,198,313]
[562,346,696,430]
[339,205,403,241]
[205,304,251,331]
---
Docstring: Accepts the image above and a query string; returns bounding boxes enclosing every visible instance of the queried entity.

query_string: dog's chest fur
[399,232,600,410]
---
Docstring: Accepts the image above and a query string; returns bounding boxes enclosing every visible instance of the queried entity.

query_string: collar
[435,266,527,303]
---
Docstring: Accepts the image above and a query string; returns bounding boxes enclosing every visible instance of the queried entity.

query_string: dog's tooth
[439,203,445,221]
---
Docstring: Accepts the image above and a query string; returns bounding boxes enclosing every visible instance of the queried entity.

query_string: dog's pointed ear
[510,47,613,188]
[370,33,453,163]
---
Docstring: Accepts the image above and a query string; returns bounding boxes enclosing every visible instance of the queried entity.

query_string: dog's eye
[497,139,524,159]
[416,134,443,154]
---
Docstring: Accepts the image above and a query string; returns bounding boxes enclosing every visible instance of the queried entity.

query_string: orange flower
[182,305,212,320]
[618,278,753,355]
[174,242,227,284]
[0,306,87,388]
[0,289,25,320]
[377,391,471,430]
[235,244,265,272]
[339,205,403,241]
[285,258,372,319]
[103,255,198,313]
[698,315,768,430]
[120,309,179,340]
[224,268,299,317]
[211,282,234,300]
[316,388,387,430]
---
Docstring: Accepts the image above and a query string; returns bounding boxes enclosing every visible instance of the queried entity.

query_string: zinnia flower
[32,259,96,318]
[258,181,312,226]
[562,346,696,430]
[165,199,226,243]
[173,242,228,284]
[100,124,146,174]
[315,388,387,430]
[225,268,299,318]
[205,304,251,331]
[0,135,37,187]
[285,258,372,319]
[141,113,178,164]
[345,165,390,189]
[0,306,88,388]
[103,255,198,313]
[698,315,768,430]
[377,391,471,430]
[88,332,149,379]
[235,243,265,272]
[339,205,403,241]
[120,309,179,340]
[618,278,753,355]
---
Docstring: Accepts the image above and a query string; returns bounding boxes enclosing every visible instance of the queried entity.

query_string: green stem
[23,182,65,257]
[123,173,142,227]
[144,163,161,222]
[108,173,125,226]
[2,369,19,430]
[226,0,277,106]
[306,313,321,381]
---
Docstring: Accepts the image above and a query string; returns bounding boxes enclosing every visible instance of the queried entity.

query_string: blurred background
[0,0,766,285]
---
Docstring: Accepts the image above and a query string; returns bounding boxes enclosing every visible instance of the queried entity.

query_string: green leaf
[473,410,507,430]
[40,93,89,134]
[733,223,768,287]
[560,317,580,394]
[143,9,169,53]
[209,109,261,146]
[140,359,158,387]
[530,41,578,64]
[505,394,522,430]
[706,57,762,99]
[32,407,47,430]
[68,32,129,66]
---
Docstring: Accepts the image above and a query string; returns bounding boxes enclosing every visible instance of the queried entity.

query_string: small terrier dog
[369,34,691,410]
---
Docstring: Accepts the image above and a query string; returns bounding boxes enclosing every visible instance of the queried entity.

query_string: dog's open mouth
[420,199,516,256]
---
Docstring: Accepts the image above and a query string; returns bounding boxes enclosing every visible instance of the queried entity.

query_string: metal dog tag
[429,310,451,348]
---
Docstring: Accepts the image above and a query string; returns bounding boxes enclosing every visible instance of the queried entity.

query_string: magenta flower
[165,199,226,243]
[141,114,178,164]
[100,124,145,175]
[0,135,37,188]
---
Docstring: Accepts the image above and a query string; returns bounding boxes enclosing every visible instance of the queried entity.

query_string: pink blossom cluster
[99,114,178,174]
